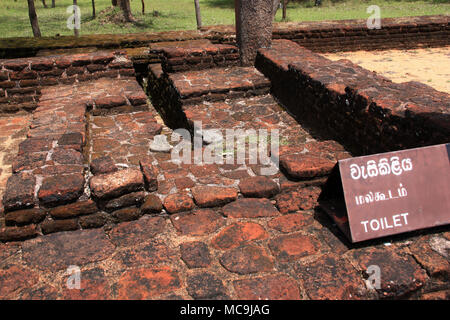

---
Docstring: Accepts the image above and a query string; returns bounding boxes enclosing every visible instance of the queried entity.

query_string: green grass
[0,0,448,38]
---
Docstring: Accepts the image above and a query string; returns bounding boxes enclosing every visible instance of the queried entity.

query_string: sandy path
[323,46,450,94]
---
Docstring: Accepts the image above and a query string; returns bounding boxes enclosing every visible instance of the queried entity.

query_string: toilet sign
[319,143,450,242]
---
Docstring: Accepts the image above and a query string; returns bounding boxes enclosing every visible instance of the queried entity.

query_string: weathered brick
[89,168,144,200]
[163,193,194,214]
[275,186,322,213]
[79,212,108,229]
[51,148,84,165]
[139,160,158,191]
[238,176,280,198]
[0,225,39,242]
[49,200,98,219]
[117,267,181,299]
[186,272,228,299]
[219,244,274,275]
[41,218,79,234]
[268,233,322,262]
[191,186,238,207]
[38,173,85,206]
[211,222,268,250]
[3,172,36,212]
[0,265,39,299]
[104,191,146,211]
[141,194,163,214]
[222,198,279,218]
[180,241,212,268]
[351,247,428,298]
[111,207,142,222]
[5,208,46,226]
[280,154,335,179]
[90,155,117,175]
[233,274,301,300]
[268,212,314,233]
[170,209,224,236]
[109,216,165,247]
[294,254,366,300]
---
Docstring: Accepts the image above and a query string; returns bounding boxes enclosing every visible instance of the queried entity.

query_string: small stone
[150,135,172,153]
[163,193,195,214]
[238,176,280,198]
[180,241,212,268]
[219,244,274,275]
[49,200,98,219]
[104,191,146,211]
[89,168,144,200]
[90,156,117,175]
[141,194,163,214]
[38,174,85,207]
[222,198,279,218]
[5,208,46,226]
[191,186,238,207]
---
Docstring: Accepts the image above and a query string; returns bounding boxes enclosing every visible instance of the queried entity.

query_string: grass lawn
[0,0,448,38]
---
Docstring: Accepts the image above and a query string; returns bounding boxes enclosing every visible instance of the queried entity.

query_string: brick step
[150,39,240,73]
[170,66,271,105]
[147,65,271,129]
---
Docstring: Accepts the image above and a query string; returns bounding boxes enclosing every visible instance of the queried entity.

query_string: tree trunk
[51,0,55,8]
[141,0,145,15]
[27,0,41,37]
[235,0,273,66]
[92,0,96,18]
[42,0,48,8]
[112,0,118,6]
[282,0,287,21]
[73,0,79,37]
[120,0,135,22]
[194,0,202,29]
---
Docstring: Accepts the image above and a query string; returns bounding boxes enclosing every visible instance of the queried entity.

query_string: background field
[0,0,449,38]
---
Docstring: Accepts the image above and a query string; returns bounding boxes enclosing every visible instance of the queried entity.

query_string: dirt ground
[323,46,450,94]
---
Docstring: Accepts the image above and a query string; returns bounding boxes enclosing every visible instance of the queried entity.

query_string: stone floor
[0,45,449,300]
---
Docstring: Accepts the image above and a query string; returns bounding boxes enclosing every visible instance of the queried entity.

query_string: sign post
[319,143,450,242]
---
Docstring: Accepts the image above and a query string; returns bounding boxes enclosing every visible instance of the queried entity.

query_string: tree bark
[73,0,79,37]
[194,0,202,29]
[120,0,135,22]
[27,0,41,37]
[92,0,96,18]
[235,0,273,66]
[141,0,145,15]
[112,0,118,6]
[51,0,55,8]
[41,0,48,8]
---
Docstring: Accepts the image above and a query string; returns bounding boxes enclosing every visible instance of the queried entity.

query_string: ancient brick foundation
[0,51,135,114]
[256,39,450,155]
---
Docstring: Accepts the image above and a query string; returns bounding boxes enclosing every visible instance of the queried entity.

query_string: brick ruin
[0,15,448,300]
